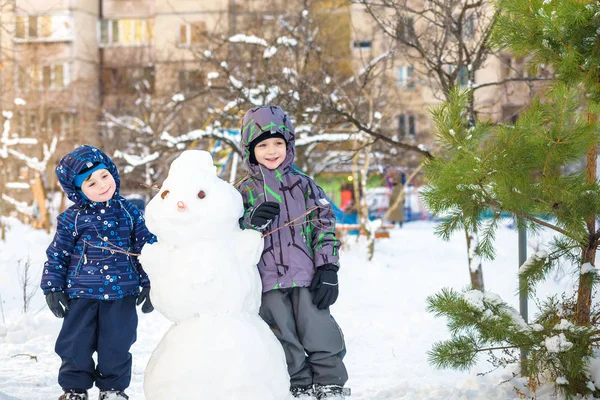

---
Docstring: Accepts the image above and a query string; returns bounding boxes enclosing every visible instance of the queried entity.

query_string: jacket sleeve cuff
[315,262,339,272]
[42,286,64,295]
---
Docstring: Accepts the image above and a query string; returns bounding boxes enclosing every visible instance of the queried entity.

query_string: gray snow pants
[259,287,348,388]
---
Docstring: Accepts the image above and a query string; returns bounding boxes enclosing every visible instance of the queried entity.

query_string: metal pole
[518,224,528,371]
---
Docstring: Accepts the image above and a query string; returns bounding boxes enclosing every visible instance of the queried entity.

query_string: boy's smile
[254,137,287,170]
[81,169,116,202]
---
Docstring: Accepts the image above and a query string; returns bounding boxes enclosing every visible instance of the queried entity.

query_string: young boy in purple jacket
[237,106,348,399]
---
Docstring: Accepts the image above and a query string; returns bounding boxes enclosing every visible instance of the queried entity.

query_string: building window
[463,14,476,40]
[47,111,76,138]
[397,65,415,89]
[178,22,207,46]
[16,63,70,91]
[15,14,73,41]
[102,66,155,94]
[398,114,416,139]
[100,19,154,46]
[178,70,204,91]
[445,64,470,87]
[352,40,372,49]
[397,16,415,43]
[457,66,469,86]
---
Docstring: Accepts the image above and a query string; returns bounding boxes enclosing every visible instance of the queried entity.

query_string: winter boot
[98,391,129,400]
[291,385,314,398]
[58,390,88,400]
[314,384,351,399]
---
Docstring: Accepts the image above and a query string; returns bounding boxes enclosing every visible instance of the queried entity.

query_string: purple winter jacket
[237,106,340,293]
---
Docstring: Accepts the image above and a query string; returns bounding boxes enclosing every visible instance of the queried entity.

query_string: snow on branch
[228,34,268,47]
[160,128,241,149]
[0,112,39,159]
[341,51,394,87]
[277,36,298,46]
[295,132,363,146]
[5,182,30,189]
[2,194,33,215]
[113,151,160,169]
[101,112,153,135]
[7,136,57,173]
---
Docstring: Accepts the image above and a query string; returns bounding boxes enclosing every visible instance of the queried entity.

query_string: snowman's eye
[198,190,206,199]
[161,190,170,199]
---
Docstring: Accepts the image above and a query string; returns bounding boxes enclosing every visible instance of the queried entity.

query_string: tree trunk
[466,229,485,291]
[575,245,596,325]
[575,113,598,325]
[0,164,5,240]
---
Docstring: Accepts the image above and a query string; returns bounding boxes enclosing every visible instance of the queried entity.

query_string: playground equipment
[188,118,241,183]
[30,173,50,232]
[200,129,241,183]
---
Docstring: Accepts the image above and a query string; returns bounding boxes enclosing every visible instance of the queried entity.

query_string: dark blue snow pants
[55,296,138,392]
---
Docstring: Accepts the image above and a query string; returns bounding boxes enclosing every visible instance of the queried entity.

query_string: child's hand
[45,292,70,318]
[248,202,280,231]
[137,287,154,314]
[309,264,339,310]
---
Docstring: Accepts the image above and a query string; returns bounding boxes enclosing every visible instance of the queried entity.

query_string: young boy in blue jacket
[40,145,155,400]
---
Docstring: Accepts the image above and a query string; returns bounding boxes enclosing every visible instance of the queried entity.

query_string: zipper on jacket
[127,246,140,276]
[74,243,88,277]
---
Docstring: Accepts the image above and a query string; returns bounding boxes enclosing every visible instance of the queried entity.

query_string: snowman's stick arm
[140,182,162,191]
[261,206,330,238]
[82,240,141,257]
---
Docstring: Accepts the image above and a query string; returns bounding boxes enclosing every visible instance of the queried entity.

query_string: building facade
[0,0,535,220]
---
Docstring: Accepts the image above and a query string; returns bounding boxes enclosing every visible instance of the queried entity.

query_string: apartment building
[0,0,534,219]
[348,1,535,152]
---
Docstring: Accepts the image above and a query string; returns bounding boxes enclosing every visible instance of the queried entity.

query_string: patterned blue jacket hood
[56,145,121,207]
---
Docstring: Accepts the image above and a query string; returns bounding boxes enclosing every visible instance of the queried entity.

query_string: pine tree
[422,0,600,397]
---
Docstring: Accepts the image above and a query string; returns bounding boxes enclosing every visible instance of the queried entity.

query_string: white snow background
[0,217,591,399]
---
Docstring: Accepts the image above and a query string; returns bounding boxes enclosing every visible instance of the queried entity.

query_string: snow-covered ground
[0,218,577,399]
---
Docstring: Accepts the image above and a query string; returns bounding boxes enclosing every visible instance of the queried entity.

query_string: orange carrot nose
[177,201,186,210]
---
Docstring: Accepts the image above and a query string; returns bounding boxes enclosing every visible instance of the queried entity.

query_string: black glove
[137,287,154,314]
[246,202,280,231]
[45,292,70,318]
[309,264,339,310]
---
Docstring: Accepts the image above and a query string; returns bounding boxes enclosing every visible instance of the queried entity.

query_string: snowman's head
[144,150,244,244]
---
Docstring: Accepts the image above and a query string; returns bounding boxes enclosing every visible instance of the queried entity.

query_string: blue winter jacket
[40,145,156,300]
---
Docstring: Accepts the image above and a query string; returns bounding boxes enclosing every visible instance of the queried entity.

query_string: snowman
[139,150,291,400]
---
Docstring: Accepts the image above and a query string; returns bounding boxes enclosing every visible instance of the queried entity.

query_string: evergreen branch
[475,182,570,237]
[518,248,564,296]
[476,214,500,260]
[508,190,556,209]
[434,344,520,360]
[428,335,481,371]
[512,211,570,238]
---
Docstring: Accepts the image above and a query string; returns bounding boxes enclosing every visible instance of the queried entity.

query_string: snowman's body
[140,150,290,400]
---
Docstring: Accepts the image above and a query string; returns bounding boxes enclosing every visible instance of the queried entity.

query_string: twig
[0,292,5,324]
[139,182,162,191]
[262,206,329,238]
[11,354,37,362]
[33,304,46,316]
[82,240,140,257]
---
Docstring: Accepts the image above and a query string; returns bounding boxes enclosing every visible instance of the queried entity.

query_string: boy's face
[254,137,287,170]
[81,169,116,202]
